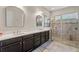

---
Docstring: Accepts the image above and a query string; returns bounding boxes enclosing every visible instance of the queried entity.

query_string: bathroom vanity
[0,6,51,52]
[0,29,50,52]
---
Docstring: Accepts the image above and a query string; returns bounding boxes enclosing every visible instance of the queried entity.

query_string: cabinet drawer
[46,31,49,36]
[0,37,22,47]
[34,33,40,36]
[34,37,40,42]
[23,34,33,39]
[23,37,33,52]
[33,33,41,42]
[0,42,22,52]
[45,35,49,42]
[33,40,40,48]
[45,31,49,38]
[41,38,46,44]
[40,32,46,44]
[41,32,46,35]
[34,35,40,38]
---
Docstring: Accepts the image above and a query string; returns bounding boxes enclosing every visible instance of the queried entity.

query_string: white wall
[0,6,50,34]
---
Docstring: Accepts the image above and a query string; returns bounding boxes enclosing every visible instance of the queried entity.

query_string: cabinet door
[33,40,40,48]
[34,33,41,42]
[1,42,22,52]
[23,37,33,52]
[33,33,41,48]
[45,31,49,42]
[41,32,46,44]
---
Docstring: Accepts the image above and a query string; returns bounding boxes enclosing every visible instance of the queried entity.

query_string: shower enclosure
[52,12,79,48]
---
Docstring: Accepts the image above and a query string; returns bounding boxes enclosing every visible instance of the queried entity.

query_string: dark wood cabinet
[40,31,49,44]
[33,33,41,48]
[41,32,46,44]
[33,40,40,48]
[45,31,49,42]
[33,33,41,42]
[0,42,22,52]
[0,37,22,47]
[0,31,50,52]
[0,37,22,52]
[23,35,33,52]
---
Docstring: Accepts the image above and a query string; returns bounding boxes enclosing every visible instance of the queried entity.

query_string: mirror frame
[5,6,25,27]
[44,15,50,27]
[36,15,43,27]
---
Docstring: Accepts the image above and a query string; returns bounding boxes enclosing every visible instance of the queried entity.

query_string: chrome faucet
[16,30,18,34]
[16,30,20,34]
[13,30,19,34]
[13,30,21,35]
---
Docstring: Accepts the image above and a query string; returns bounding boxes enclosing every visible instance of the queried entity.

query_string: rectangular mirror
[5,6,25,27]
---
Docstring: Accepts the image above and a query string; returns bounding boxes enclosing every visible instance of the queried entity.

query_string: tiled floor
[32,40,79,52]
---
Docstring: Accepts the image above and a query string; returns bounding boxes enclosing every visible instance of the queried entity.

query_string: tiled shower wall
[51,6,79,48]
[52,21,79,48]
[52,21,79,41]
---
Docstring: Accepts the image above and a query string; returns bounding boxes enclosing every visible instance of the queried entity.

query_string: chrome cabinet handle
[23,41,25,44]
[0,42,3,46]
[20,42,22,45]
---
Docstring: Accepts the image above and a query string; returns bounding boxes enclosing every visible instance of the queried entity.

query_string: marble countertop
[0,28,50,41]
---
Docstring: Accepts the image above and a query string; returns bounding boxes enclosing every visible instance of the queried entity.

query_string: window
[55,12,79,21]
[62,13,78,20]
[55,16,61,21]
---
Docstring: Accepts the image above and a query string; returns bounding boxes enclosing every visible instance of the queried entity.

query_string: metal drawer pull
[23,42,25,44]
[0,42,3,46]
[20,42,22,45]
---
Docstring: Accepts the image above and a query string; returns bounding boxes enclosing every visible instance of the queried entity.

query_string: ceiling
[43,6,68,11]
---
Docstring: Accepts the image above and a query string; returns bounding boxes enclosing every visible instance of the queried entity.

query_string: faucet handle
[17,30,21,34]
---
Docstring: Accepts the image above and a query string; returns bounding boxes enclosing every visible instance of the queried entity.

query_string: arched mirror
[36,15,43,27]
[5,6,25,27]
[44,15,50,27]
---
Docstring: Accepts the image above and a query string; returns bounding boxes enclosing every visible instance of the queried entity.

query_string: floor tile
[33,46,46,52]
[41,41,52,48]
[33,41,79,52]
